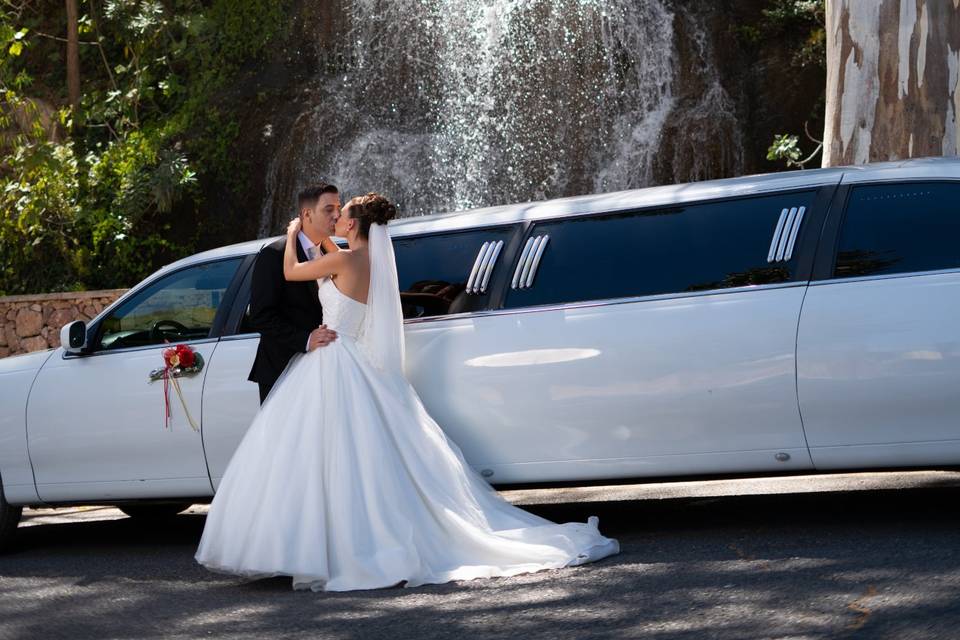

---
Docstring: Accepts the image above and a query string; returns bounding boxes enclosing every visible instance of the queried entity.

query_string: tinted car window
[504,191,816,308]
[834,182,960,278]
[394,227,516,319]
[98,258,242,350]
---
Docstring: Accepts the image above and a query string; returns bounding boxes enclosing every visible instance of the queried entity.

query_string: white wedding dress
[194,226,619,592]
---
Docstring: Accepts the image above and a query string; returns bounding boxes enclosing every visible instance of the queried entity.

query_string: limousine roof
[166,156,960,272]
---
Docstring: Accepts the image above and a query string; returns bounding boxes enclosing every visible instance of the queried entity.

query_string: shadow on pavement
[2,485,959,639]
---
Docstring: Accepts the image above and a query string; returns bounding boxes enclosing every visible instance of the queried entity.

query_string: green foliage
[734,0,825,70]
[753,0,826,170]
[733,25,762,47]
[767,134,802,164]
[763,0,824,23]
[0,133,81,294]
[0,0,290,295]
[75,126,200,288]
[761,0,826,69]
[767,126,823,170]
[202,0,288,65]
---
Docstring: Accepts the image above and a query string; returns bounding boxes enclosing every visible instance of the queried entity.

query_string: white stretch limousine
[2,158,959,548]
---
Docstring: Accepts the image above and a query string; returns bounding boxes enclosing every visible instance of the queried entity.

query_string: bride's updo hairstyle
[348,193,397,238]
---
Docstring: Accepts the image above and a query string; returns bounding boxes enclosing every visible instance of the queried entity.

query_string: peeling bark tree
[822,0,960,166]
[65,0,80,111]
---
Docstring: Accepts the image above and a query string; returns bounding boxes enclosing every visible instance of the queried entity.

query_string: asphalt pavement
[3,471,960,640]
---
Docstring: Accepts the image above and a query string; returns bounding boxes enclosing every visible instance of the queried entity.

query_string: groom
[247,184,341,403]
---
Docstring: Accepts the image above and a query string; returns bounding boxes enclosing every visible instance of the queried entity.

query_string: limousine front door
[27,258,242,501]
[29,341,218,501]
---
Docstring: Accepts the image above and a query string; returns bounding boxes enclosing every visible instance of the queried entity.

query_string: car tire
[0,478,23,554]
[118,502,193,520]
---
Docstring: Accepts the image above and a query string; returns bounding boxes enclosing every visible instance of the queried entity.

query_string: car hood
[0,348,57,374]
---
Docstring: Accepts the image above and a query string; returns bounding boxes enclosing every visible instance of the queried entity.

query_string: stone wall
[0,290,128,358]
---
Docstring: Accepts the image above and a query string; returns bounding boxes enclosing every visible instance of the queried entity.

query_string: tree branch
[32,31,97,44]
[804,120,823,146]
[0,0,37,20]
[88,0,118,93]
[85,120,120,142]
[794,142,823,168]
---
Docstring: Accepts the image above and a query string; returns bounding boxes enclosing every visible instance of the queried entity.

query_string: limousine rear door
[431,187,837,485]
[798,178,960,469]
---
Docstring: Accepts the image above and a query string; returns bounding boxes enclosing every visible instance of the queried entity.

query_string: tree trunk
[65,0,80,111]
[822,0,960,167]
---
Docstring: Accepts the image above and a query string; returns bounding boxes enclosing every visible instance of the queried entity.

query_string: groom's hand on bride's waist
[308,325,338,351]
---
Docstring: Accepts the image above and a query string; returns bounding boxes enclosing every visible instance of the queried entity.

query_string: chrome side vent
[767,208,790,263]
[477,240,504,293]
[783,206,806,261]
[511,237,537,289]
[466,240,505,295]
[466,242,490,293]
[524,235,550,288]
[767,206,806,263]
[511,235,550,289]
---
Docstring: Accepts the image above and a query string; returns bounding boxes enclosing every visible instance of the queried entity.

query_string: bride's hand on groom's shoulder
[287,218,301,236]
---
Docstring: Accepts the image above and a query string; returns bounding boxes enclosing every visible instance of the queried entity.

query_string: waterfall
[259,0,743,232]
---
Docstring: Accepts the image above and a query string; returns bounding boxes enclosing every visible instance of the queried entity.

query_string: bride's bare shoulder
[334,247,371,270]
[340,247,370,260]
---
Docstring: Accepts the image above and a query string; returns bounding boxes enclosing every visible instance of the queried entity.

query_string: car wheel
[118,503,193,520]
[0,480,23,554]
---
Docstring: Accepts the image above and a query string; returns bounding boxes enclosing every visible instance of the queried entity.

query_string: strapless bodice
[317,277,366,339]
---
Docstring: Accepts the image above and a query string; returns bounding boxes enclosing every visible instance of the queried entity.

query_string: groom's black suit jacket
[247,237,324,403]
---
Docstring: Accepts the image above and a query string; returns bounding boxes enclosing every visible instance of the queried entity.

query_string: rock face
[0,290,127,357]
[20,336,50,353]
[15,308,42,338]
[223,0,826,238]
[47,308,76,331]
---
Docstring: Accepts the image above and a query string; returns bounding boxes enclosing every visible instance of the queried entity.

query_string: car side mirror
[60,320,88,354]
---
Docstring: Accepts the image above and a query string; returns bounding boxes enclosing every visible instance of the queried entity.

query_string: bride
[194,193,619,592]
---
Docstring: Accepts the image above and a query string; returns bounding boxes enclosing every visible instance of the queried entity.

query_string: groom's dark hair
[298,183,338,212]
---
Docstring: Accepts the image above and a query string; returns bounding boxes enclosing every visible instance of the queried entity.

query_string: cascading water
[429,0,677,210]
[259,0,743,233]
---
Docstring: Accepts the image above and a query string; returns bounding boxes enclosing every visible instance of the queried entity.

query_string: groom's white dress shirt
[299,231,322,260]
